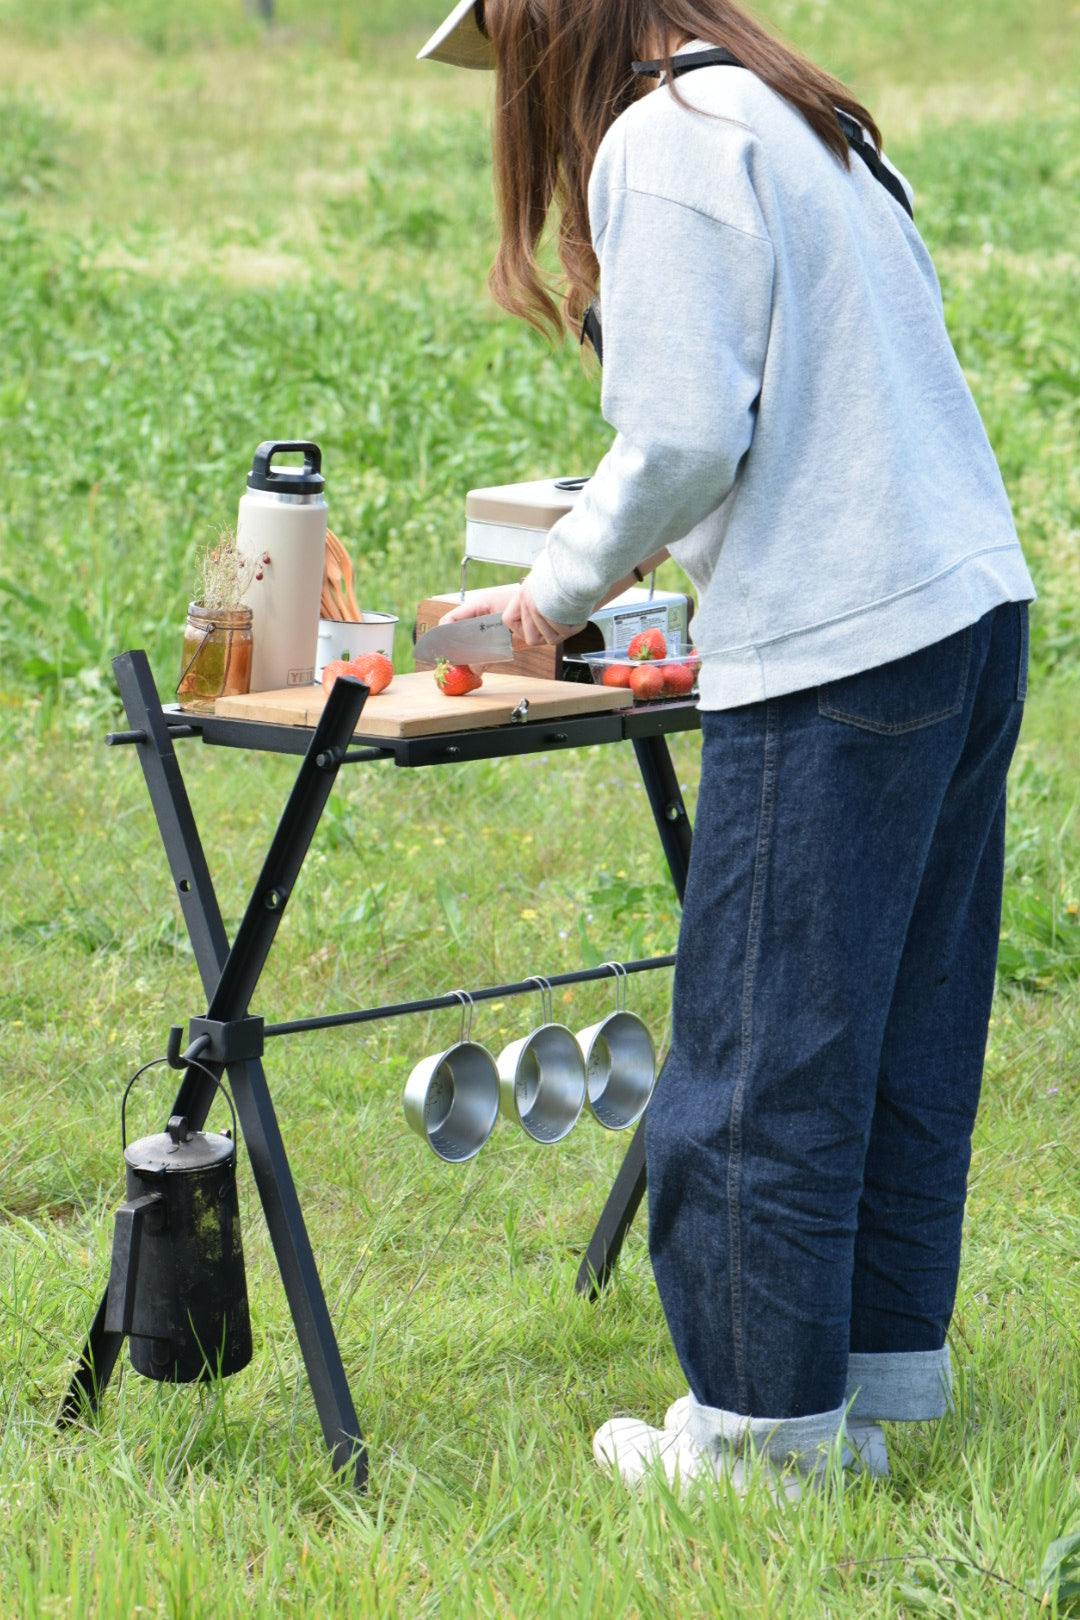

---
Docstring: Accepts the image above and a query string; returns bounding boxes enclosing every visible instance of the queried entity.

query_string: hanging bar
[261,953,677,1041]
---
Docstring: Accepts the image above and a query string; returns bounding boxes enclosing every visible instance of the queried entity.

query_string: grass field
[1,1,1079,1614]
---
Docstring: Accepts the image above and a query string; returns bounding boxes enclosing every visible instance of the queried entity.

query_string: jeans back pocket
[818,625,973,735]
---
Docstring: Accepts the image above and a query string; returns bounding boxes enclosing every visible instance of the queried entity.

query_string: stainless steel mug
[497,979,585,1144]
[403,993,499,1162]
[576,965,656,1130]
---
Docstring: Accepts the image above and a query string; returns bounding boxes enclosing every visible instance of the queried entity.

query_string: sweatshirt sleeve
[526,175,776,626]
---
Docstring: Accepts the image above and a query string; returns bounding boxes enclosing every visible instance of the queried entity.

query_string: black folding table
[60,648,698,1489]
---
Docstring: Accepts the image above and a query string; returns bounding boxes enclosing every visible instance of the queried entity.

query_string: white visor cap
[417,0,496,69]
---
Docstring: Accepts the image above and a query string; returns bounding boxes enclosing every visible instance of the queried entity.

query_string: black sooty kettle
[104,1071,252,1383]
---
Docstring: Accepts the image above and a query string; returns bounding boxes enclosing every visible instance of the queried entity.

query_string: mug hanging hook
[527,975,553,1026]
[452,988,475,1045]
[599,960,628,1013]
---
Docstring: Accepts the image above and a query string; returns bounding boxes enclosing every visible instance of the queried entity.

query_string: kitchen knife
[413,612,514,666]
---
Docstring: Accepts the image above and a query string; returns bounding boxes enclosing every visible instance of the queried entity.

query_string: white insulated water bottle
[237,441,327,692]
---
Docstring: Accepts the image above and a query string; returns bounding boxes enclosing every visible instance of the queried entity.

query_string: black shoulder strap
[834,109,913,219]
[632,47,742,78]
[629,49,914,220]
[580,298,604,364]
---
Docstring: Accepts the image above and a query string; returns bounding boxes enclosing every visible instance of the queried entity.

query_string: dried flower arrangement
[193,526,269,612]
[178,525,266,710]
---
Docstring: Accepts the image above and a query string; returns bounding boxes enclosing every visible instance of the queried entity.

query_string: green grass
[2,1,1080,1614]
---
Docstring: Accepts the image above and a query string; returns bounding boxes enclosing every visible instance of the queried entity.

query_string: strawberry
[662,661,696,696]
[321,658,353,695]
[629,663,665,702]
[435,659,483,696]
[346,652,394,695]
[602,663,633,687]
[627,628,667,662]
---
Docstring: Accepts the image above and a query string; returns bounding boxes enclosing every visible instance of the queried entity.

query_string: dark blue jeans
[647,602,1028,1420]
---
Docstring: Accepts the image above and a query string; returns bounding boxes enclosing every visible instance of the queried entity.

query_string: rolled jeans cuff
[687,1393,847,1476]
[845,1347,954,1422]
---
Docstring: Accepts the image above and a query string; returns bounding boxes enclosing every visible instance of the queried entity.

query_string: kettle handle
[121,1055,239,1152]
[104,1192,163,1336]
[250,440,322,483]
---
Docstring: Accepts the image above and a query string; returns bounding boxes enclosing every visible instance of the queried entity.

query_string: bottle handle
[250,441,322,483]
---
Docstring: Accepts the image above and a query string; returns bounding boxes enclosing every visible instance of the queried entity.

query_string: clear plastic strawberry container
[566,649,701,701]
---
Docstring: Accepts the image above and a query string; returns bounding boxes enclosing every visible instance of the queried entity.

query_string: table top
[212,669,633,740]
[163,695,702,767]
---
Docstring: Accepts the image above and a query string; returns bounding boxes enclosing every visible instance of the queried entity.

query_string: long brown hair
[484,0,881,340]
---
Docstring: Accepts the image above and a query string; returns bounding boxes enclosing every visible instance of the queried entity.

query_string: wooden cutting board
[213,670,632,738]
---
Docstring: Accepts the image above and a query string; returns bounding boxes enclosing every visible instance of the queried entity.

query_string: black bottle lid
[247,441,324,496]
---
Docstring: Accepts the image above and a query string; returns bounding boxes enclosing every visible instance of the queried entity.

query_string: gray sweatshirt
[525,59,1034,709]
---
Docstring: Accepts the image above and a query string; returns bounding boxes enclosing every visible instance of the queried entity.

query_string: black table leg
[631,733,693,907]
[61,651,370,1487]
[575,732,693,1298]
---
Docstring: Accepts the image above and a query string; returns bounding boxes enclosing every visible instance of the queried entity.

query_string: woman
[419,0,1034,1492]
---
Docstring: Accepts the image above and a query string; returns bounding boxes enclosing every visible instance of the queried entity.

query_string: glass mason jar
[177,603,254,712]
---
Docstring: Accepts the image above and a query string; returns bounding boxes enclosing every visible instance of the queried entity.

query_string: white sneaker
[663,1395,890,1478]
[593,1415,804,1499]
[593,1416,709,1487]
[844,1421,890,1477]
[663,1394,692,1432]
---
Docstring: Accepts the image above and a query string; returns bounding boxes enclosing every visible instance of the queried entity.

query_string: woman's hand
[516,584,584,645]
[438,584,520,626]
[440,582,583,647]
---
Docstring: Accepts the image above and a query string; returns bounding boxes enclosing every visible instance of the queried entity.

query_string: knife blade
[413,612,514,666]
